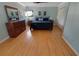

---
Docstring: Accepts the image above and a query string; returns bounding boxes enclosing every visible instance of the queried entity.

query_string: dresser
[6,20,26,38]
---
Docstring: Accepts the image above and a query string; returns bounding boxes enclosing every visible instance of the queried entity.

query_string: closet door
[57,6,65,27]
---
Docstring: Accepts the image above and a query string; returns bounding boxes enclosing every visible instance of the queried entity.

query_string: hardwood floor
[0,26,76,56]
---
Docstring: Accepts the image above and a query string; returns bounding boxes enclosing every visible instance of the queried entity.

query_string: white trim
[56,21,64,30]
[62,35,79,56]
[58,2,68,8]
[17,2,26,7]
[18,2,61,7]
[0,36,9,44]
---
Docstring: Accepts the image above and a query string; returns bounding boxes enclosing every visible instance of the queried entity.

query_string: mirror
[5,5,19,21]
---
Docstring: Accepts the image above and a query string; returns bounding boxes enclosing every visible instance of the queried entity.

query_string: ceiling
[18,2,62,7]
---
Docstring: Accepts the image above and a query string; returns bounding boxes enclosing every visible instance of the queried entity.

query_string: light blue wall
[26,7,58,20]
[0,3,9,40]
[64,3,79,53]
[0,2,25,40]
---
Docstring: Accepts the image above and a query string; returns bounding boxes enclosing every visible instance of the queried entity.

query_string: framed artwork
[5,5,19,21]
[44,11,46,16]
[38,11,41,16]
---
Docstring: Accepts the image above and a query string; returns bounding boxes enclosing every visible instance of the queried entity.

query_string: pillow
[43,17,49,21]
[36,18,39,21]
[39,18,43,21]
[36,17,43,21]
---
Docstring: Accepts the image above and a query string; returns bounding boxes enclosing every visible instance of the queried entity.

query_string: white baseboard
[56,22,64,30]
[62,35,79,56]
[0,36,9,44]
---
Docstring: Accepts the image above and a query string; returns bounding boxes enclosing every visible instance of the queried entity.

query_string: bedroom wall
[26,7,58,21]
[64,2,79,54]
[0,2,25,41]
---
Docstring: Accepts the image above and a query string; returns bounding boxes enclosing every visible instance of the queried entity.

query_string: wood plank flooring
[0,26,76,56]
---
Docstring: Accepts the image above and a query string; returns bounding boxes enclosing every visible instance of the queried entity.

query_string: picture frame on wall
[44,11,46,16]
[4,5,19,21]
[38,11,41,16]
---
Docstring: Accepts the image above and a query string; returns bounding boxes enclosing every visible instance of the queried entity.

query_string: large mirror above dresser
[5,5,26,38]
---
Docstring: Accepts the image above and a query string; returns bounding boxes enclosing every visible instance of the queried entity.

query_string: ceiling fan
[34,2,48,4]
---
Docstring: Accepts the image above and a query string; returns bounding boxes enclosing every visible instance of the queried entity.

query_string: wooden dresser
[6,20,26,38]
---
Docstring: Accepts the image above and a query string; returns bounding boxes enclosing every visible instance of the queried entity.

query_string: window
[25,11,33,17]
